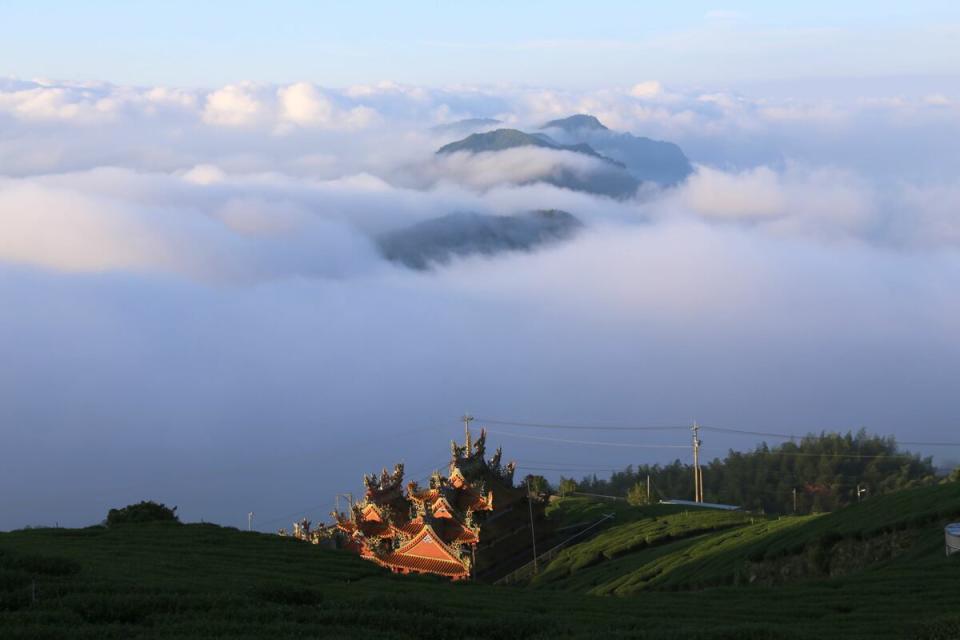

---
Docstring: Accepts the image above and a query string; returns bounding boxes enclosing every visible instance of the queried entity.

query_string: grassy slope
[539,503,762,578]
[535,482,960,599]
[546,496,699,528]
[535,516,810,594]
[0,486,958,639]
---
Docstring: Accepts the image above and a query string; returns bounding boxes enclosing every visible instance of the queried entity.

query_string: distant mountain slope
[540,114,694,186]
[436,129,640,198]
[377,209,582,270]
[542,114,608,132]
[437,128,622,167]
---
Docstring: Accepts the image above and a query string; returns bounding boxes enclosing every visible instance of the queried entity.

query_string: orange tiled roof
[409,488,441,504]
[336,520,357,534]
[456,488,491,512]
[395,520,425,537]
[374,552,469,578]
[357,520,393,538]
[437,520,478,545]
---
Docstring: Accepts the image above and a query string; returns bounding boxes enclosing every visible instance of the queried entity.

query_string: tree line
[551,430,943,514]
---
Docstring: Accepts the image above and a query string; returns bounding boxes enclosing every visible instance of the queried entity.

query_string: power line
[515,459,638,470]
[517,465,625,473]
[700,424,960,447]
[484,428,690,449]
[488,429,929,459]
[475,417,689,432]
[476,417,960,449]
[700,425,804,439]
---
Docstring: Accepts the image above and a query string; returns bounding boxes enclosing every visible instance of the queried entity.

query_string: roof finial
[462,413,474,451]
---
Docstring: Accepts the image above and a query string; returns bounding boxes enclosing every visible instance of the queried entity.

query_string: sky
[2,1,960,88]
[1,2,960,531]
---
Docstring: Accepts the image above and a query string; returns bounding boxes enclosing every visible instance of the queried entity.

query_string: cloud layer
[1,78,958,530]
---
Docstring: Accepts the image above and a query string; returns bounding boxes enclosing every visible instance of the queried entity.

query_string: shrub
[105,501,179,526]
[626,481,650,506]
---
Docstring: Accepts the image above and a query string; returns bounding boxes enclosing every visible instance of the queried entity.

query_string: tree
[950,467,960,483]
[558,477,577,497]
[523,474,552,496]
[105,501,179,526]
[626,481,650,506]
[575,430,936,514]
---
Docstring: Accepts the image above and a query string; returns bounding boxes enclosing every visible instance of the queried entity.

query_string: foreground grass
[1,485,959,639]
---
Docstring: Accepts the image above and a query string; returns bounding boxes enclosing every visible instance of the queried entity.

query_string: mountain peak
[541,114,609,132]
[436,129,548,154]
[378,210,583,270]
[436,128,622,167]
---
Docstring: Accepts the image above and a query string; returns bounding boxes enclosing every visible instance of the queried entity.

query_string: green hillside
[534,482,960,600]
[2,484,960,639]
[535,502,776,588]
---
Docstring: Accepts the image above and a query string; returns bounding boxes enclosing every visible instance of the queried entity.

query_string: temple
[303,422,545,581]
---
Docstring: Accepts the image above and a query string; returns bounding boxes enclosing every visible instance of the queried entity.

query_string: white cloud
[924,93,951,106]
[678,166,785,220]
[202,82,268,126]
[412,147,617,192]
[669,164,874,240]
[277,82,335,126]
[629,80,663,98]
[2,77,960,530]
[181,164,227,185]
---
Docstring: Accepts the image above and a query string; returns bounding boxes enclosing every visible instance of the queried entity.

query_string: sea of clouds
[1,78,958,530]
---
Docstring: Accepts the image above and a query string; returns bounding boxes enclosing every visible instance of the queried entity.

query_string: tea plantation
[2,482,960,639]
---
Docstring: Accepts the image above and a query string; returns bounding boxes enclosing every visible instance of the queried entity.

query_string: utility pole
[691,422,703,503]
[646,474,651,505]
[526,478,538,575]
[793,488,797,514]
[247,511,255,532]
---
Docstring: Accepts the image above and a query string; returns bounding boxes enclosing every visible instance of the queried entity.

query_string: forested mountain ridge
[571,430,937,513]
[539,113,694,186]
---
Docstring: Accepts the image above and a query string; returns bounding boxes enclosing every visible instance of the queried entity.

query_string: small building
[946,523,960,556]
[659,499,742,511]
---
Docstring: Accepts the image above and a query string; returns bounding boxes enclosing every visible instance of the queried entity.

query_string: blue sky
[3,0,959,88]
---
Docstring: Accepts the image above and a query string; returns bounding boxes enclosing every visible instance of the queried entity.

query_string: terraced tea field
[1,482,959,639]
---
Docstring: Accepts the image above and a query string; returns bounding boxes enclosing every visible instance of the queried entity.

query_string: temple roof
[373,552,469,578]
[456,487,492,512]
[321,424,518,581]
[372,523,469,578]
[435,519,479,545]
